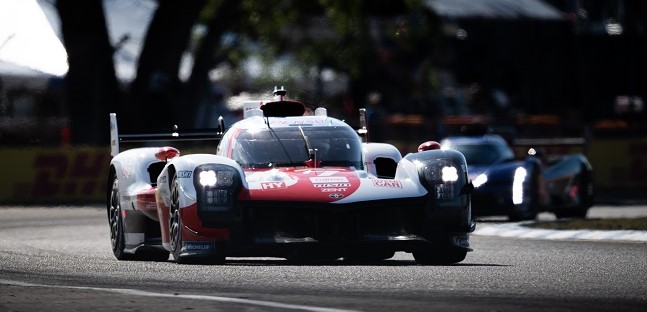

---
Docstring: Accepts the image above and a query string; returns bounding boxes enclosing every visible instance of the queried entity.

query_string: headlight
[199,169,234,187]
[199,170,217,186]
[194,165,241,212]
[473,174,488,188]
[512,167,527,204]
[405,149,468,203]
[442,166,458,182]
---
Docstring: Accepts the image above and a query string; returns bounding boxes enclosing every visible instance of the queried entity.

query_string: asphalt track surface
[1,204,646,312]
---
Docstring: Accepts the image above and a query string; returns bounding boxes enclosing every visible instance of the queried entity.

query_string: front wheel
[169,175,185,263]
[555,169,592,219]
[169,176,224,264]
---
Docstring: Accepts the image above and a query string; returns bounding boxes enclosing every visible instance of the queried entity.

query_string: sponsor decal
[270,119,326,126]
[184,241,215,251]
[158,175,167,184]
[329,193,344,199]
[309,176,349,183]
[313,183,351,188]
[261,181,287,190]
[177,171,192,178]
[372,179,402,188]
[320,188,348,192]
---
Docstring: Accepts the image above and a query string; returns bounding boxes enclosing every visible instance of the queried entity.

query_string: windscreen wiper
[299,126,319,168]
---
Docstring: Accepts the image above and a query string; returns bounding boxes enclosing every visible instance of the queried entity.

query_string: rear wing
[109,113,225,157]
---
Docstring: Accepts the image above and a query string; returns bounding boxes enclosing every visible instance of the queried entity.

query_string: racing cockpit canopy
[232,126,363,169]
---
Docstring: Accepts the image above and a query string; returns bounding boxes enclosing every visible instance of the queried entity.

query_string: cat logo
[372,179,402,188]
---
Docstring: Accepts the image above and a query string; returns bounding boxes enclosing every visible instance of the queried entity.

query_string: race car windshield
[232,126,363,169]
[450,143,507,165]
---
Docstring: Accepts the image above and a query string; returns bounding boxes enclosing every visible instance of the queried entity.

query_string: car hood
[467,161,522,183]
[240,167,427,203]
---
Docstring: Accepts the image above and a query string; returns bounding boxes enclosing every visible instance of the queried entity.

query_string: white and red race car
[107,87,475,264]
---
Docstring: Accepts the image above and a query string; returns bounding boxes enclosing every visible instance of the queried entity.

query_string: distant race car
[440,134,594,221]
[107,87,475,264]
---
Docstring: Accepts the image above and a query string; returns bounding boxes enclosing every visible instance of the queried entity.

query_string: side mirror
[155,146,180,161]
[418,141,441,152]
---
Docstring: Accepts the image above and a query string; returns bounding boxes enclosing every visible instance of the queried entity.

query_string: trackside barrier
[0,147,111,204]
[0,139,645,204]
[586,138,647,192]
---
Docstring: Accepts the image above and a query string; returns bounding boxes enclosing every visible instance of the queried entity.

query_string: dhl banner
[0,147,110,204]
[587,139,647,191]
[0,139,645,204]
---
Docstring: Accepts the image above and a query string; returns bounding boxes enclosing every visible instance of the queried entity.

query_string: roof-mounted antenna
[217,116,225,135]
[358,108,369,142]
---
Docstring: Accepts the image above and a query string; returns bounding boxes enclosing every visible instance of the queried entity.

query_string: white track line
[1,279,362,312]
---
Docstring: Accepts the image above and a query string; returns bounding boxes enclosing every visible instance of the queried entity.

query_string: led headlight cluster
[194,164,241,212]
[512,167,527,205]
[413,159,463,200]
[405,149,470,210]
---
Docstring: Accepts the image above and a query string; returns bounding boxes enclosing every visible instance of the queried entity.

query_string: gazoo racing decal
[372,179,402,188]
[312,183,351,188]
[314,182,351,193]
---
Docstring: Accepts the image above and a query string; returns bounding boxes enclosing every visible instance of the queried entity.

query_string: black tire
[555,170,591,219]
[169,175,185,263]
[108,176,134,260]
[109,176,170,262]
[169,175,225,264]
[413,247,467,265]
[576,167,594,215]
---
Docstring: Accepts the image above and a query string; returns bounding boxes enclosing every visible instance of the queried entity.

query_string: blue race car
[439,134,594,220]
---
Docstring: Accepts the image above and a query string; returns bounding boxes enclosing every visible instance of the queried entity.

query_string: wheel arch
[106,165,117,216]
